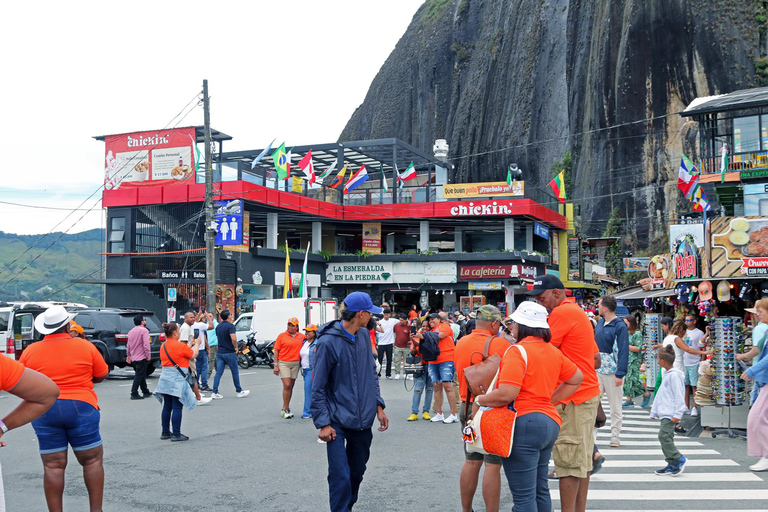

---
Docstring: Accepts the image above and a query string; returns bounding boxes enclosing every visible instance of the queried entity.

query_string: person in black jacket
[312,292,389,512]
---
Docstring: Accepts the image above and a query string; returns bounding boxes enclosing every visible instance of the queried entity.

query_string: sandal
[591,455,606,475]
[674,424,687,435]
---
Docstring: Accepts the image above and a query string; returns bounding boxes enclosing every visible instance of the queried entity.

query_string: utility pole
[203,80,216,315]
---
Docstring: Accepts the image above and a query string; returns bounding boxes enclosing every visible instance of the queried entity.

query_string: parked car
[0,301,87,359]
[72,308,165,374]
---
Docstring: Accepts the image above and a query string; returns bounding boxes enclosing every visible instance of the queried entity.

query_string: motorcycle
[237,333,275,369]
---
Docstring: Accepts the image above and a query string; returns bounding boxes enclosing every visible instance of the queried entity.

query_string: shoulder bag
[463,335,508,402]
[463,344,527,458]
[163,342,196,389]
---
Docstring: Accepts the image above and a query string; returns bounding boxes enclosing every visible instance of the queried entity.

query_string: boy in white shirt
[650,345,687,476]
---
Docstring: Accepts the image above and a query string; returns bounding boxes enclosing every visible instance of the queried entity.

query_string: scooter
[237,333,275,369]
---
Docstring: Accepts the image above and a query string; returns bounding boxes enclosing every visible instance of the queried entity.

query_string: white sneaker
[406,375,413,380]
[196,397,213,406]
[394,374,400,380]
[236,390,250,398]
[317,438,327,444]
[691,407,698,417]
[443,414,459,424]
[430,412,445,422]
[211,393,224,399]
[750,457,768,472]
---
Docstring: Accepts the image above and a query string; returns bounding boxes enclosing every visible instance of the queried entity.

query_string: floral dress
[623,331,645,399]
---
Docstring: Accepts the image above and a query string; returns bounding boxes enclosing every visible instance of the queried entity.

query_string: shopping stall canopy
[612,287,677,300]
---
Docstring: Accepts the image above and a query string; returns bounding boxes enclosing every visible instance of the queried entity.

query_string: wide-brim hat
[34,305,76,335]
[510,302,549,329]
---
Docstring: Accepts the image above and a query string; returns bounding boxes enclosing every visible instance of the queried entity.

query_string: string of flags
[678,153,712,212]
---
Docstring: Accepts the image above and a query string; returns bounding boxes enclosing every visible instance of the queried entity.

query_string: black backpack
[419,333,441,362]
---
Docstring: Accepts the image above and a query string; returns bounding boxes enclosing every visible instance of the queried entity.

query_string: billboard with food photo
[104,127,196,189]
[711,216,768,277]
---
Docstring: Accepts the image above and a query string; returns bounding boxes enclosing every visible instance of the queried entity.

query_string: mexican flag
[399,162,416,181]
[548,171,566,203]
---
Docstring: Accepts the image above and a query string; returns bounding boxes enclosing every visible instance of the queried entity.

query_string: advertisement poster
[104,127,196,190]
[568,238,580,272]
[668,223,705,253]
[362,223,382,254]
[744,184,768,216]
[637,254,674,290]
[215,284,235,315]
[551,235,559,265]
[711,216,768,277]
[622,257,650,272]
[443,181,524,199]
[392,261,457,283]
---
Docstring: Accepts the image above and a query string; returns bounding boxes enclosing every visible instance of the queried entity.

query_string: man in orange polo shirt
[527,275,600,512]
[453,305,511,512]
[273,317,306,419]
[415,313,458,424]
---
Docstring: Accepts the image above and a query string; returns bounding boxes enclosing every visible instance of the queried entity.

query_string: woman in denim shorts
[19,306,110,512]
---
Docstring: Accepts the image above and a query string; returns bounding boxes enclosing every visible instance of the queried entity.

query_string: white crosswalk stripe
[547,400,765,510]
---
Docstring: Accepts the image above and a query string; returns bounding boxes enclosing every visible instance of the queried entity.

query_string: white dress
[663,334,685,373]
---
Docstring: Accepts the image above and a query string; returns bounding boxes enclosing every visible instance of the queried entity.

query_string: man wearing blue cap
[312,291,389,512]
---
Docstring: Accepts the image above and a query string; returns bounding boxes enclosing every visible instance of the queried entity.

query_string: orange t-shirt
[430,322,455,365]
[454,330,512,401]
[497,338,578,426]
[160,340,194,368]
[19,333,109,410]
[370,329,377,353]
[274,331,306,362]
[408,310,418,320]
[0,355,25,392]
[549,301,600,405]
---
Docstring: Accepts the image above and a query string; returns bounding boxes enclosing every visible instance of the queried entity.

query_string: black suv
[72,308,165,374]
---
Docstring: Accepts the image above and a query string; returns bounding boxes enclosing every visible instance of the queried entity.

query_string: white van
[233,298,337,343]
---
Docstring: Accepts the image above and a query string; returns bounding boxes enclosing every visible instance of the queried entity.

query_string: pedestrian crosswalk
[550,400,767,511]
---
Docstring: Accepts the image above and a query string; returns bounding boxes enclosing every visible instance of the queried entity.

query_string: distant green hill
[0,229,105,306]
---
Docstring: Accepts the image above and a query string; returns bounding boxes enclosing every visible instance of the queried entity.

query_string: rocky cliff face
[340,0,762,245]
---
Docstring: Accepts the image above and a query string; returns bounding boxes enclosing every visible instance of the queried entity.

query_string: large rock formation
[340,0,762,244]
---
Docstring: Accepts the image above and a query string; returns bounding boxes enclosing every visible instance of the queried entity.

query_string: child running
[650,345,687,476]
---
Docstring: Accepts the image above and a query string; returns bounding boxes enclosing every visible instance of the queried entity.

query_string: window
[109,230,124,242]
[74,314,93,329]
[111,217,125,231]
[110,242,125,253]
[109,216,126,254]
[734,116,760,152]
[234,316,251,331]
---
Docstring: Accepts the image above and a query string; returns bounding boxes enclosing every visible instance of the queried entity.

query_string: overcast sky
[0,0,424,235]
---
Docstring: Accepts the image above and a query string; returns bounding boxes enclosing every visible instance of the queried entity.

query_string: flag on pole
[396,164,404,191]
[272,142,290,180]
[343,165,369,194]
[678,153,699,196]
[187,135,201,172]
[282,243,293,299]
[548,171,566,203]
[299,242,310,298]
[399,162,417,181]
[251,138,275,169]
[317,161,336,181]
[381,164,388,193]
[329,164,348,189]
[720,144,730,183]
[297,150,317,185]
[506,167,512,187]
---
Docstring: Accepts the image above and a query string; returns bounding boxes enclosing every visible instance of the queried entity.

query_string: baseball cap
[698,280,713,301]
[287,317,299,325]
[716,280,731,302]
[468,312,477,319]
[676,283,691,303]
[510,302,549,329]
[475,305,502,322]
[343,291,383,314]
[69,321,84,335]
[525,274,564,296]
[428,312,441,319]
[303,324,317,331]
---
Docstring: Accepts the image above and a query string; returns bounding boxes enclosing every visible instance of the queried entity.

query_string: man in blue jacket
[594,294,629,448]
[312,291,389,512]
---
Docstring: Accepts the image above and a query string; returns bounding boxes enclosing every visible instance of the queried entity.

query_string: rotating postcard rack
[643,314,662,388]
[710,316,747,438]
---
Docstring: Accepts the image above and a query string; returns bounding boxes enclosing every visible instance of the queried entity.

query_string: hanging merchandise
[717,280,731,302]
[738,282,754,301]
[675,283,691,303]
[643,314,662,390]
[709,316,746,406]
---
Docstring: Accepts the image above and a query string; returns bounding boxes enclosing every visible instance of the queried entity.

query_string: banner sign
[711,216,768,278]
[647,255,670,289]
[326,263,393,284]
[673,237,699,280]
[223,210,249,253]
[552,235,559,265]
[442,181,524,199]
[568,238,580,272]
[391,261,456,284]
[468,281,502,290]
[362,223,382,254]
[622,257,650,272]
[668,223,705,253]
[159,270,206,281]
[215,200,243,246]
[459,264,538,280]
[534,222,549,240]
[104,127,195,190]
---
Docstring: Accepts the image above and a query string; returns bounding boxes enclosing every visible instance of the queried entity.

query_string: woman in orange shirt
[19,306,110,512]
[155,322,199,442]
[472,302,583,512]
[272,318,306,419]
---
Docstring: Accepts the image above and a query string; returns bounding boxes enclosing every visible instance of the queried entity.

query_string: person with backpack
[414,313,458,424]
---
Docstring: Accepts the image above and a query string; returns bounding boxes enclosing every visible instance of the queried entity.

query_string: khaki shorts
[278,360,301,379]
[553,395,599,479]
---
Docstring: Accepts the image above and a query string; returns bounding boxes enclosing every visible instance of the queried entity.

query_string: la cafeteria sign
[459,264,537,280]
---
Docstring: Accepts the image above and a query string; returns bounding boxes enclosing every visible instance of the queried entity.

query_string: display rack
[643,314,662,389]
[709,316,747,438]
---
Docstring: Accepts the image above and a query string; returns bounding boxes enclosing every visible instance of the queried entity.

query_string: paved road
[0,368,765,511]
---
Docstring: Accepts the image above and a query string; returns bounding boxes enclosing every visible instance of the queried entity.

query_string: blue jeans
[161,394,183,435]
[302,367,313,418]
[326,423,372,512]
[196,350,209,389]
[212,352,243,393]
[411,368,433,414]
[501,412,560,512]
